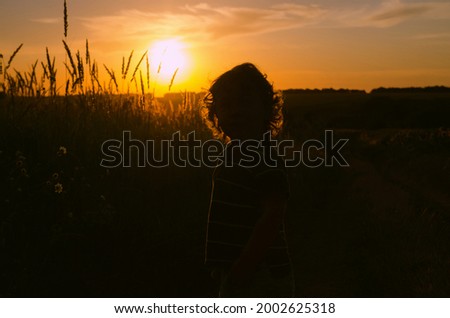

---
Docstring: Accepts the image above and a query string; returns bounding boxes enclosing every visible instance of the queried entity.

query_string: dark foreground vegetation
[0,89,449,297]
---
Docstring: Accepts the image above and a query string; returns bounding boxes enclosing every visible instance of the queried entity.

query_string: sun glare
[149,39,190,87]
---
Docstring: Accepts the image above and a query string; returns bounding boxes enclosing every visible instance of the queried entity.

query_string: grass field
[1,88,449,297]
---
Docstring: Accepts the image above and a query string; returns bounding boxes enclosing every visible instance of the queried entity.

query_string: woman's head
[203,63,283,140]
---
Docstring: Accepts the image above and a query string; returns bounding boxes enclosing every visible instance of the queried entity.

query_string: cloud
[80,3,327,44]
[31,18,61,24]
[361,0,450,27]
[412,32,450,40]
[79,1,450,44]
[188,3,325,38]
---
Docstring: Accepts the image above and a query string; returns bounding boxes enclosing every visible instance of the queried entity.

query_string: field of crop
[1,84,450,297]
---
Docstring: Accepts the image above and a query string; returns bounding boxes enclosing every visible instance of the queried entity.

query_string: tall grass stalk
[5,44,23,73]
[64,0,68,94]
[123,50,134,80]
[62,40,76,78]
[146,55,150,91]
[130,51,148,90]
[64,0,68,38]
[104,64,119,93]
[75,50,84,91]
[168,68,178,92]
[139,70,145,97]
[46,47,57,96]
[85,39,90,66]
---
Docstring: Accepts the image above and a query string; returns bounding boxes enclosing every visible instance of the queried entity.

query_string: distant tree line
[283,86,450,95]
[370,86,450,93]
[283,88,366,94]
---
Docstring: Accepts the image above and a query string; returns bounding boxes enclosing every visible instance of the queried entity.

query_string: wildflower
[46,180,52,186]
[16,160,24,168]
[52,172,59,180]
[20,168,28,177]
[54,183,63,194]
[57,146,67,156]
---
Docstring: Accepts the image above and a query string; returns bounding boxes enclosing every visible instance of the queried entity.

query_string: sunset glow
[149,39,191,87]
[1,1,450,94]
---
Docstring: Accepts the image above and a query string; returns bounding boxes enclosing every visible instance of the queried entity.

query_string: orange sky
[1,0,450,95]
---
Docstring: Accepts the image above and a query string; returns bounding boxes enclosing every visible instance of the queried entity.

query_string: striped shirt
[205,146,292,278]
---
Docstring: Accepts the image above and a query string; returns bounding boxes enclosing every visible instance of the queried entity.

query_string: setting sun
[149,39,190,88]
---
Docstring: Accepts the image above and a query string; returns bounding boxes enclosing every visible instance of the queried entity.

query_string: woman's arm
[227,191,287,286]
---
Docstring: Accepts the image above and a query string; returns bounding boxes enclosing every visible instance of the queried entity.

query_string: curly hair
[202,63,283,139]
